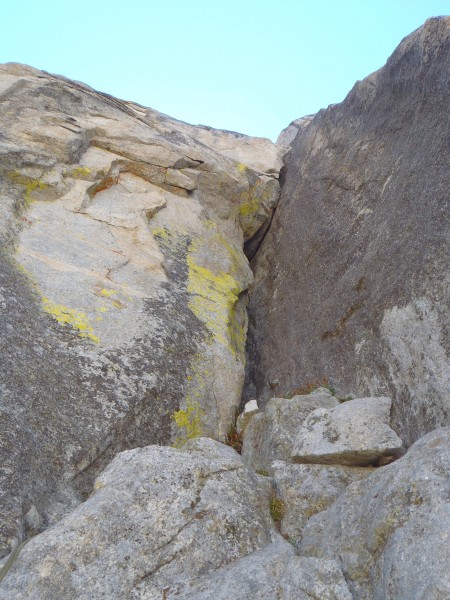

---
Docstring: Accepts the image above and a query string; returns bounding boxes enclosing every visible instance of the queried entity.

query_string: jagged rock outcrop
[0,62,282,555]
[245,17,450,446]
[299,427,450,599]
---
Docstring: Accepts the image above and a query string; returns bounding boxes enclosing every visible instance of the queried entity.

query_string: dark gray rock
[245,17,450,446]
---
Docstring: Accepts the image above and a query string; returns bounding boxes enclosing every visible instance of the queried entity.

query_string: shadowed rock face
[245,17,450,446]
[0,63,282,555]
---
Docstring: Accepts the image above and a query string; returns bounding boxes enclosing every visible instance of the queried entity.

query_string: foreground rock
[0,439,275,599]
[245,17,450,445]
[175,538,352,599]
[241,388,337,471]
[291,397,403,466]
[0,63,282,554]
[272,461,370,539]
[299,427,450,600]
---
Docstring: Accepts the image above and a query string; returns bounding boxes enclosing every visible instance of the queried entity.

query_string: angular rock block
[291,397,403,466]
[242,388,338,471]
[272,461,371,539]
[0,439,274,599]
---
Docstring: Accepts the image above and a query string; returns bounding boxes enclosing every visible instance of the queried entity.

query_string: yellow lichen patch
[185,352,211,403]
[236,162,248,173]
[239,191,261,218]
[93,479,106,491]
[112,300,126,309]
[98,288,117,298]
[71,166,91,179]
[152,225,188,252]
[7,171,48,207]
[187,250,243,357]
[171,400,204,448]
[189,230,247,359]
[41,297,99,343]
[152,224,247,358]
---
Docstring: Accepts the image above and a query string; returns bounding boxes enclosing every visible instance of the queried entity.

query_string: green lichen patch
[70,166,92,179]
[269,497,286,524]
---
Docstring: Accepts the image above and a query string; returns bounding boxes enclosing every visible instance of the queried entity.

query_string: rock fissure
[0,16,449,599]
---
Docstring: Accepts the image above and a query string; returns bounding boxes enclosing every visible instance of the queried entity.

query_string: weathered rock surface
[272,461,370,539]
[0,438,275,599]
[245,17,450,445]
[241,388,338,471]
[291,396,404,466]
[0,63,282,554]
[299,427,450,599]
[174,538,352,600]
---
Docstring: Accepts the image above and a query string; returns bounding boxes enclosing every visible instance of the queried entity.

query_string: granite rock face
[245,17,450,445]
[291,396,404,466]
[0,62,282,555]
[299,427,450,600]
[1,17,449,600]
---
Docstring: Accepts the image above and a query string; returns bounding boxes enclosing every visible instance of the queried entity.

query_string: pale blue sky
[1,1,448,140]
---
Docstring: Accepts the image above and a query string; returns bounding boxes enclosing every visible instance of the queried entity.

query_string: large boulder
[299,427,450,600]
[291,397,404,466]
[245,17,450,445]
[0,439,275,599]
[0,63,282,555]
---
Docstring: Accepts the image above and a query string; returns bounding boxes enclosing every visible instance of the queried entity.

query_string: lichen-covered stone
[291,397,404,466]
[0,63,282,555]
[299,427,450,600]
